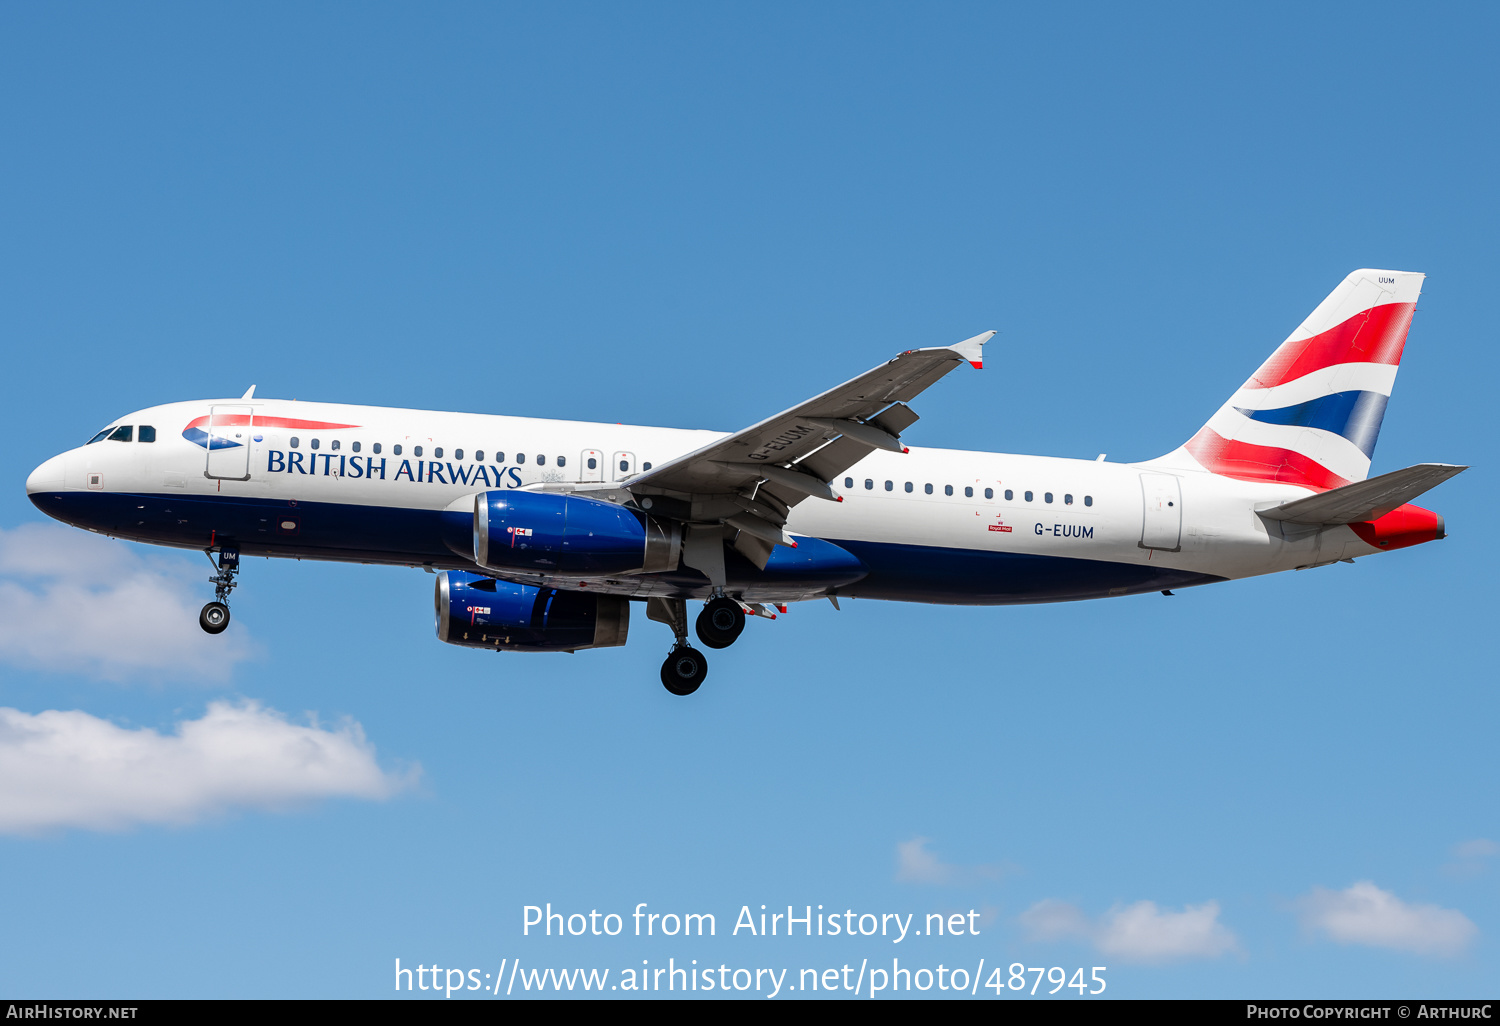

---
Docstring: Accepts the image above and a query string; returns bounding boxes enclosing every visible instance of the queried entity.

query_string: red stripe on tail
[1246,302,1415,389]
[1183,427,1350,491]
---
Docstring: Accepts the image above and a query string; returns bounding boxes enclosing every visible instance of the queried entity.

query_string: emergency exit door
[580,449,604,483]
[1139,472,1182,551]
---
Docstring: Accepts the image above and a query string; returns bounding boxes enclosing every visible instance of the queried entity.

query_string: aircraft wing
[1257,463,1468,525]
[623,331,993,572]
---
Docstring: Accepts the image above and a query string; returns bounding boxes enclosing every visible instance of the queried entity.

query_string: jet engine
[435,571,629,652]
[471,490,680,577]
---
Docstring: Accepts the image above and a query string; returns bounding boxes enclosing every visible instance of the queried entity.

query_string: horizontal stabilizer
[1257,463,1467,525]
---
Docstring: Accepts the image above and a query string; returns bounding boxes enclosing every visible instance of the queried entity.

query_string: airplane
[26,269,1465,696]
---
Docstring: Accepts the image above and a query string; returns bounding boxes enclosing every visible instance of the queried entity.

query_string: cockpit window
[86,428,113,445]
[138,425,156,443]
[107,426,133,442]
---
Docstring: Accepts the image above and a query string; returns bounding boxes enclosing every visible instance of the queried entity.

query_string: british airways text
[265,451,525,487]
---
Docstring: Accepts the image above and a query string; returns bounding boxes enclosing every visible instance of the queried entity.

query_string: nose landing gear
[199,601,230,633]
[200,548,240,635]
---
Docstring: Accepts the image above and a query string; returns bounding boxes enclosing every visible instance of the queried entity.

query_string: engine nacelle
[472,490,680,577]
[435,571,629,652]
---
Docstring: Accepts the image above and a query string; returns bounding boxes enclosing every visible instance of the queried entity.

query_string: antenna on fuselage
[241,385,256,399]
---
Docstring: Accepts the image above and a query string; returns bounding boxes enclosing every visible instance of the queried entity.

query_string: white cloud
[1296,881,1477,957]
[0,700,417,835]
[1453,839,1499,860]
[1020,898,1240,963]
[896,837,953,884]
[895,837,1008,885]
[0,523,255,682]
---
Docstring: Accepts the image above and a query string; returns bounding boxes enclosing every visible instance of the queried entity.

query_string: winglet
[950,331,995,370]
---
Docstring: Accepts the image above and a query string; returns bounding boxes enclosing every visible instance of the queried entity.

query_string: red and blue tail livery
[27,273,1463,696]
[1171,269,1422,492]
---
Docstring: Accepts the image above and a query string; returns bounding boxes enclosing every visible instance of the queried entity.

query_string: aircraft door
[580,449,604,483]
[1139,472,1182,551]
[205,405,254,481]
[612,451,636,481]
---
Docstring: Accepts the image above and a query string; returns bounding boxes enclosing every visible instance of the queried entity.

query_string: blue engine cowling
[471,490,680,577]
[435,571,629,652]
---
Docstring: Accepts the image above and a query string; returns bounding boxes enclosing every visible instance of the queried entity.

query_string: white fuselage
[26,397,1387,606]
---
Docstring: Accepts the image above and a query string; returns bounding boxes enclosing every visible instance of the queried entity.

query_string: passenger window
[434,447,443,459]
[845,477,854,489]
[924,483,933,494]
[904,482,913,493]
[311,438,320,450]
[1004,489,1013,500]
[642,462,650,470]
[517,453,526,464]
[618,460,627,472]
[414,445,422,457]
[455,449,464,460]
[558,456,567,468]
[108,426,133,442]
[373,443,382,454]
[352,441,361,453]
[1024,490,1033,502]
[331,440,340,451]
[984,487,993,499]
[1045,492,1053,503]
[538,454,546,466]
[138,426,156,443]
[964,486,973,497]
[1084,495,1093,507]
[495,452,505,462]
[865,479,874,490]
[1065,493,1073,505]
[885,480,893,491]
[944,485,953,496]
[290,437,299,449]
[588,457,597,470]
[87,428,113,445]
[475,450,484,461]
[393,444,402,455]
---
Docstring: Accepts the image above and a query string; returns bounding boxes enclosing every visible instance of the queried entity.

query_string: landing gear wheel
[199,602,230,634]
[695,597,745,650]
[660,646,708,696]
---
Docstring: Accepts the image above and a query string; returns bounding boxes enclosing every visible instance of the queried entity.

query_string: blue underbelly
[27,491,1223,603]
[826,538,1222,604]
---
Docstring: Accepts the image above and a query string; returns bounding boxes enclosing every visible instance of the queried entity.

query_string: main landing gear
[647,594,758,696]
[199,548,240,635]
[661,645,708,697]
[647,597,709,696]
[695,596,745,649]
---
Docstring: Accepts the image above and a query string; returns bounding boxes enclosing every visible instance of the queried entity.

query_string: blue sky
[0,2,1495,999]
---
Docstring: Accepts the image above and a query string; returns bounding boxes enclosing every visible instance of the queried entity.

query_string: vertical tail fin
[1159,269,1424,491]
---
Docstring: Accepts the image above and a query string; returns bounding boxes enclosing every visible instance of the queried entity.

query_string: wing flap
[733,530,775,570]
[797,435,879,484]
[868,402,920,437]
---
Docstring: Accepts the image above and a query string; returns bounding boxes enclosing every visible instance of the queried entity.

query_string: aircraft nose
[26,454,65,497]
